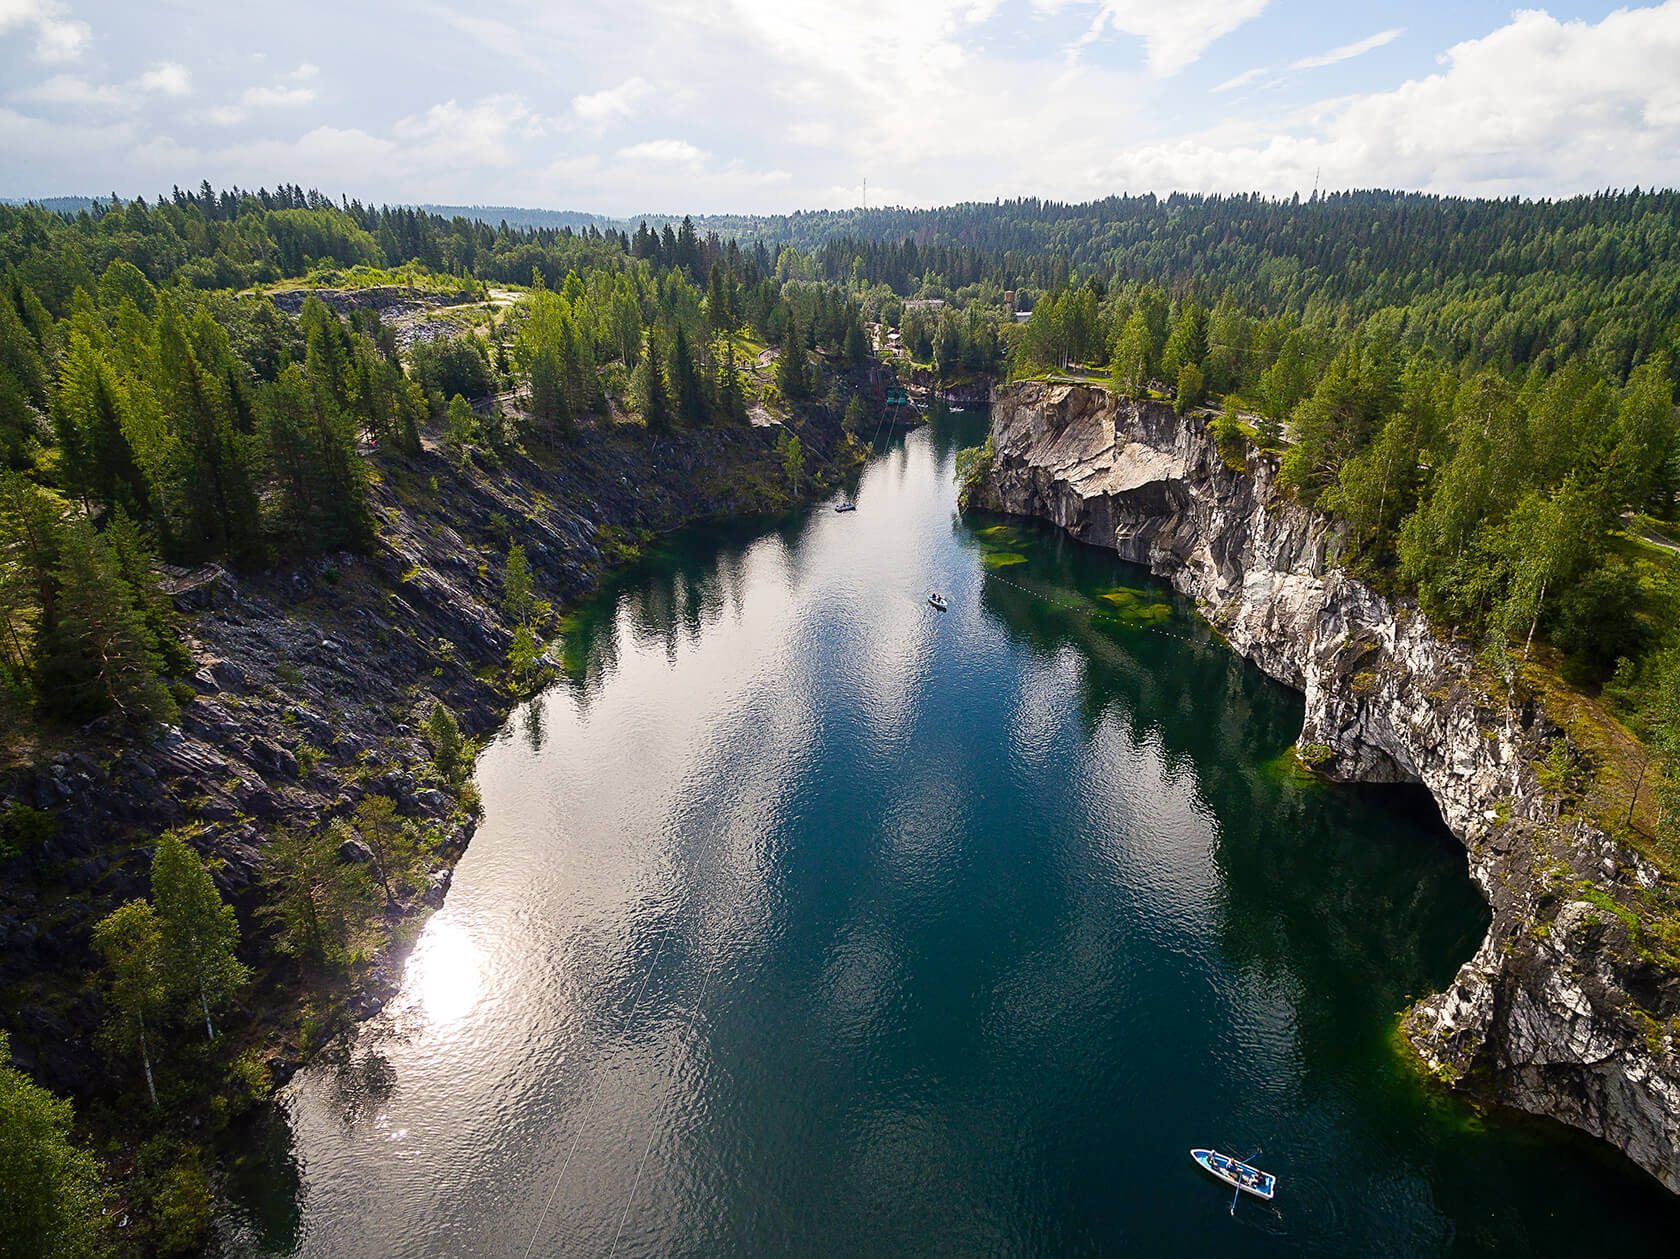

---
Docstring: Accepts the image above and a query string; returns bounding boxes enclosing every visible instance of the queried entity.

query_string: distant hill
[418,204,626,232]
[1,195,105,215]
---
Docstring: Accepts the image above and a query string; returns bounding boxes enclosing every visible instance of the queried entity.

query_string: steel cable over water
[606,945,725,1258]
[520,930,675,1259]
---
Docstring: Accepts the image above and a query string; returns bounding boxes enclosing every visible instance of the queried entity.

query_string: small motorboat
[834,501,857,513]
[1191,1149,1275,1204]
[928,593,948,611]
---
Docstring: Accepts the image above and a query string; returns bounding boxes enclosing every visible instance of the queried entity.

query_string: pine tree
[151,831,247,1041]
[502,541,533,623]
[91,899,168,1109]
[352,795,418,905]
[425,701,464,783]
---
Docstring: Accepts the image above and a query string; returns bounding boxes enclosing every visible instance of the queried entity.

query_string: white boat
[1191,1148,1275,1202]
[834,501,857,513]
[928,593,948,611]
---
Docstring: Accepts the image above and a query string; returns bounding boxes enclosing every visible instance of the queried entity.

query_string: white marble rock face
[978,382,1680,1194]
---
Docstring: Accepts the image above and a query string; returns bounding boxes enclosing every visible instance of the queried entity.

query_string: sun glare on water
[406,919,486,1025]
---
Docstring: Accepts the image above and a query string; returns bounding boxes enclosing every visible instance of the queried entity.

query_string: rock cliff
[0,413,855,1097]
[974,381,1680,1192]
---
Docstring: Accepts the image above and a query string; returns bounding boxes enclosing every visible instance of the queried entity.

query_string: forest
[1,181,1678,1255]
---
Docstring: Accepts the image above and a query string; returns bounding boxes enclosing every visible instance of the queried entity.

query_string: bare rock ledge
[975,381,1680,1192]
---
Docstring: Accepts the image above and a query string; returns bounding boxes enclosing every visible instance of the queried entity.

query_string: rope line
[521,930,675,1259]
[606,945,724,1258]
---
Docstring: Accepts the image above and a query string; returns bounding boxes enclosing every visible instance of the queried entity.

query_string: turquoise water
[218,413,1679,1255]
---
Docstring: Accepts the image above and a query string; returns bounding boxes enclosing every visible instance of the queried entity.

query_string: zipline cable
[521,930,675,1259]
[606,943,724,1258]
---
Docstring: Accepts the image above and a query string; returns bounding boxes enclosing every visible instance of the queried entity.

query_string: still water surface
[220,413,1679,1255]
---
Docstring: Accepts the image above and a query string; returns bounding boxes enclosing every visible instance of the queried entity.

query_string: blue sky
[3,1,1677,213]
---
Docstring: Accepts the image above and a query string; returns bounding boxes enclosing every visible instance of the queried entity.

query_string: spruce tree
[778,319,810,402]
[41,516,176,723]
[669,323,706,427]
[633,332,671,433]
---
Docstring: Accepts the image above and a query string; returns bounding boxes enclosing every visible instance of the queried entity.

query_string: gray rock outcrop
[976,381,1680,1191]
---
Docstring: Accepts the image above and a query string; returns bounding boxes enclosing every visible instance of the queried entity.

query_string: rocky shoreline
[1,411,856,1100]
[973,381,1680,1193]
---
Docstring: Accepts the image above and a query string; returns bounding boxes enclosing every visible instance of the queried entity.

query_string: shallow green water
[218,412,1679,1256]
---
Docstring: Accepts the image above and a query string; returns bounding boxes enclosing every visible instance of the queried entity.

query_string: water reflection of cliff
[972,512,1489,1065]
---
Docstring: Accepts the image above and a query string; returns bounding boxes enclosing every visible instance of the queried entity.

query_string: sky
[4,0,1680,215]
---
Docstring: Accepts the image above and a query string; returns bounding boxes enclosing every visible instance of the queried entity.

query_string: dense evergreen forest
[0,183,871,737]
[2,180,1679,1254]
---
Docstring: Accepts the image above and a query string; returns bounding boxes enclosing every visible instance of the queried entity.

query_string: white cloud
[786,120,834,146]
[33,15,85,60]
[1089,4,1680,197]
[15,73,124,106]
[207,104,245,126]
[138,61,190,96]
[1038,0,1269,75]
[1290,27,1403,71]
[573,76,653,126]
[0,0,89,61]
[242,84,315,108]
[617,137,708,165]
[393,94,530,167]
[1214,67,1266,93]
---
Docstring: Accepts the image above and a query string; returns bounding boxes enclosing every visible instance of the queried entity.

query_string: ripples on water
[216,415,1680,1257]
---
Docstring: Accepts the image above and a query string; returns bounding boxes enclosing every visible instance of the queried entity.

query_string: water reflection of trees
[214,1101,304,1253]
[559,515,805,697]
[974,521,1489,1108]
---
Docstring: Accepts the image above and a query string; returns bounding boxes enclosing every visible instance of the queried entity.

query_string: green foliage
[409,335,494,403]
[1109,311,1152,398]
[444,394,478,465]
[1209,399,1245,463]
[259,826,375,969]
[351,794,420,904]
[425,700,465,783]
[0,803,55,858]
[90,898,168,1108]
[41,514,179,723]
[1174,362,1205,415]
[777,319,810,402]
[777,430,804,493]
[631,332,671,433]
[954,435,995,511]
[150,831,247,1041]
[0,1032,110,1259]
[501,540,533,624]
[133,1136,211,1257]
[507,621,542,685]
